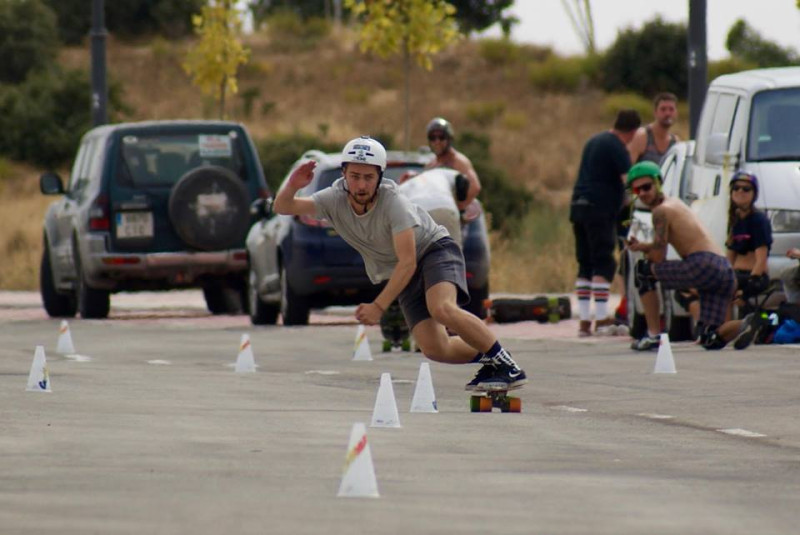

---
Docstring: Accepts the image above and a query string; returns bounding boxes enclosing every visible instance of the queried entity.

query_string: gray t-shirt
[312,178,449,283]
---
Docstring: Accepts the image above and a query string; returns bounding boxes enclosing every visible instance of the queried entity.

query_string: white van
[688,67,800,278]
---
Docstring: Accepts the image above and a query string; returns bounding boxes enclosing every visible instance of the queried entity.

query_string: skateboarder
[273,136,527,391]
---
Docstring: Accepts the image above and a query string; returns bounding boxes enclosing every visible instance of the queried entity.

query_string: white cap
[341,136,387,171]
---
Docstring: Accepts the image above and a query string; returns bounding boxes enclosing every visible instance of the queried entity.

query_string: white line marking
[638,413,674,420]
[304,370,341,375]
[717,428,767,438]
[551,405,588,413]
[64,354,92,362]
[147,360,172,365]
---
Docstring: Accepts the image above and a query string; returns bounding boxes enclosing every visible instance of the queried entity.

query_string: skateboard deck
[486,296,571,324]
[469,389,522,413]
[380,301,411,352]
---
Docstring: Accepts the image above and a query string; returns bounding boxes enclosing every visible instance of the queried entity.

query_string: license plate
[115,211,153,239]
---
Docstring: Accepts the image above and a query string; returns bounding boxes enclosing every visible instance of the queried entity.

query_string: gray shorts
[398,237,470,330]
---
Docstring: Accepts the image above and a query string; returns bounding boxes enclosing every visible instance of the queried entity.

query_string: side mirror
[40,172,65,195]
[706,133,735,166]
[250,197,273,219]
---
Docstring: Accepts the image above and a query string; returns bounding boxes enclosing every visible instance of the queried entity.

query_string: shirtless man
[625,161,736,350]
[628,92,679,165]
[424,117,481,211]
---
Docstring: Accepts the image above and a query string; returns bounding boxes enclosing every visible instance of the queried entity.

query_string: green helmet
[626,161,661,188]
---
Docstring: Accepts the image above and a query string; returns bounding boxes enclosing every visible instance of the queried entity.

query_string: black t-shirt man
[569,131,632,221]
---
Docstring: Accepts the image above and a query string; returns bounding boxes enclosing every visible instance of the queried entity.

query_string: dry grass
[3,30,689,292]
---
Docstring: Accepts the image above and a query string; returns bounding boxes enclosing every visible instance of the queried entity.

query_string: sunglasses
[732,185,753,193]
[428,134,447,142]
[632,183,653,195]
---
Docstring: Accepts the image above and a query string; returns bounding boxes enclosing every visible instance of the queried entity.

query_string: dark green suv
[40,120,269,318]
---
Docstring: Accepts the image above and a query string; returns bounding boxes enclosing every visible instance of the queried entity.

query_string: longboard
[380,302,411,352]
[486,296,571,324]
[469,390,522,413]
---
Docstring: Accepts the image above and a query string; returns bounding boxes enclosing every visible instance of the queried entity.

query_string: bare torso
[653,197,722,258]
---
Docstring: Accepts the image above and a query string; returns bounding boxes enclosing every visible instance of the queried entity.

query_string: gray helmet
[426,117,454,140]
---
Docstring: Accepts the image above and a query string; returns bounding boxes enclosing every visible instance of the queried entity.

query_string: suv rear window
[117,131,248,187]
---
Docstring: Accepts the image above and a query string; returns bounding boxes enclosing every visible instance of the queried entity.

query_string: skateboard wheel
[508,397,522,413]
[401,339,411,351]
[479,397,492,412]
[470,396,482,412]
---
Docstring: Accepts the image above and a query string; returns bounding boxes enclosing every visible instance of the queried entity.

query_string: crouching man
[625,161,736,350]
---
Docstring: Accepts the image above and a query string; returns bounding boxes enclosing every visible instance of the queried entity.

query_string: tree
[725,19,799,68]
[0,0,59,84]
[345,0,459,150]
[183,0,250,119]
[560,0,595,55]
[446,0,517,35]
[601,17,687,99]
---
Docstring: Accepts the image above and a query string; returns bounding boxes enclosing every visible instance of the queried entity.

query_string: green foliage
[457,131,533,234]
[183,0,250,119]
[708,57,758,81]
[0,68,129,167]
[43,0,205,45]
[601,17,687,99]
[263,9,332,52]
[602,93,652,122]
[249,0,341,26]
[528,55,594,93]
[465,100,506,127]
[255,133,340,193]
[477,38,551,66]
[0,0,59,84]
[725,19,799,68]
[448,0,516,35]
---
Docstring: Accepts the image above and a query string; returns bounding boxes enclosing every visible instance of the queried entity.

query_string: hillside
[0,30,689,292]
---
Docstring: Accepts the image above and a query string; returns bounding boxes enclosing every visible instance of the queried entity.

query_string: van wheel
[248,265,278,325]
[168,166,251,251]
[280,266,309,326]
[74,253,110,319]
[40,244,76,317]
[203,277,243,315]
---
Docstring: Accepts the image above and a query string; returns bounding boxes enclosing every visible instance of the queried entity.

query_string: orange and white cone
[337,422,379,498]
[56,320,76,355]
[352,325,373,361]
[234,334,256,373]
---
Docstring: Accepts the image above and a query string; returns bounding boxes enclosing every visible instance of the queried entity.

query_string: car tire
[464,283,489,319]
[40,242,77,318]
[168,166,251,251]
[203,278,244,315]
[73,251,110,319]
[248,265,278,325]
[280,266,309,326]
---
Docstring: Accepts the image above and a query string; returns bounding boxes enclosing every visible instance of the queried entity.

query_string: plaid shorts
[398,237,470,331]
[653,251,736,327]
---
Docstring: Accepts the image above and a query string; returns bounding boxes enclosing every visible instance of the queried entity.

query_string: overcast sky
[481,0,800,60]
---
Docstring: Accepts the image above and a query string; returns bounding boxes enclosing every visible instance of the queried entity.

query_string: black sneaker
[631,335,660,351]
[465,363,496,391]
[476,364,528,391]
[733,313,764,350]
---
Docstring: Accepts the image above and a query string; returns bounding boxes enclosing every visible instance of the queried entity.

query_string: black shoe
[476,365,528,391]
[631,334,660,351]
[465,363,496,391]
[733,313,764,350]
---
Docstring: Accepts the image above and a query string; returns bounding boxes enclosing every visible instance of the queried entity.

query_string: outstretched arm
[273,160,318,216]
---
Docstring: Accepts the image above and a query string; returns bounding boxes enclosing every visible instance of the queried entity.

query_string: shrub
[601,17,687,99]
[0,0,59,84]
[255,132,340,192]
[477,38,523,65]
[602,93,652,122]
[457,131,533,235]
[708,57,758,81]
[264,10,331,52]
[528,55,594,93]
[465,100,506,127]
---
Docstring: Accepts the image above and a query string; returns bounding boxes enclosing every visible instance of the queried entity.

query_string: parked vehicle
[40,120,269,319]
[246,150,491,325]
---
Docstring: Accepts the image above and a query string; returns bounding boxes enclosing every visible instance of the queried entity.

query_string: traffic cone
[26,345,52,393]
[56,320,76,355]
[370,373,401,428]
[352,324,372,361]
[654,333,677,374]
[337,422,379,498]
[234,334,256,373]
[410,362,438,413]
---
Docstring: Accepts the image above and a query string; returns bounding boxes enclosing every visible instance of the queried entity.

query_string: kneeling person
[273,136,527,391]
[626,161,736,350]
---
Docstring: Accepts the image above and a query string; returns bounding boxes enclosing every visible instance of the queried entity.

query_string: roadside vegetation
[1,1,796,293]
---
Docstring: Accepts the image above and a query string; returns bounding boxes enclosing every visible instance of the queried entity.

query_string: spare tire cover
[168,166,250,251]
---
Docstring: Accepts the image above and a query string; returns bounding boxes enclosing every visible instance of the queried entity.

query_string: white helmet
[341,136,387,172]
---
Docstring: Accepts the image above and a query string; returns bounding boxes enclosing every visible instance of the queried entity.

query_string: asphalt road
[1,291,799,534]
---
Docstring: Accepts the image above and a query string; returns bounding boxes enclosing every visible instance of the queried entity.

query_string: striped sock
[575,279,591,321]
[592,281,611,320]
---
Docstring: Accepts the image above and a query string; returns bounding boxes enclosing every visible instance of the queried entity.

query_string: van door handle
[684,192,698,202]
[713,175,721,196]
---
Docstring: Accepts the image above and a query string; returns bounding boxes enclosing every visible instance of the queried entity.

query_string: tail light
[298,215,332,228]
[88,195,110,231]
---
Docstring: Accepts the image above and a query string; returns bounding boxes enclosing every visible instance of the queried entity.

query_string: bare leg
[641,289,661,336]
[411,281,496,364]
